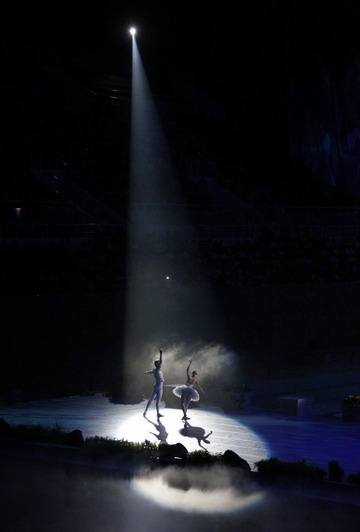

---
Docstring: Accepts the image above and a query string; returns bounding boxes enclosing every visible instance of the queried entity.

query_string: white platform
[1,394,360,476]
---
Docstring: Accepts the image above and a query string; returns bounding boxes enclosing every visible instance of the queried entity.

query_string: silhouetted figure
[144,349,164,418]
[179,420,213,449]
[173,359,205,420]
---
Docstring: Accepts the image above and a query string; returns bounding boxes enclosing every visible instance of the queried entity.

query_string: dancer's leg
[144,387,156,416]
[181,395,191,420]
[180,392,187,419]
[184,398,191,419]
[156,383,164,417]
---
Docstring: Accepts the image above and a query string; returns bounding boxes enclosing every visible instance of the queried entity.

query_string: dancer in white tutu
[173,359,205,420]
[143,349,164,418]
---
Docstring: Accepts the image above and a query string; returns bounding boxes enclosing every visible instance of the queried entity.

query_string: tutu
[172,384,200,402]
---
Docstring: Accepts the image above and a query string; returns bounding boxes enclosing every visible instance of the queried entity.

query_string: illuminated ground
[1,395,360,532]
[1,394,360,476]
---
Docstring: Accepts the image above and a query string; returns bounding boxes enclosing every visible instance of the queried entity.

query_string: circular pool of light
[116,406,269,469]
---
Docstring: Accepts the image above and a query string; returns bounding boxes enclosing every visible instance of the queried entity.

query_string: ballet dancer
[173,359,205,420]
[143,348,164,418]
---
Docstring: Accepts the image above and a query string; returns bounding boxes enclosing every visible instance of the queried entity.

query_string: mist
[3,456,359,532]
[132,464,264,513]
[124,339,243,402]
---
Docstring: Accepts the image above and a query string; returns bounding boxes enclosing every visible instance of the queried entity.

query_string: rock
[159,442,188,461]
[0,418,10,436]
[328,460,344,482]
[69,429,84,446]
[222,449,251,472]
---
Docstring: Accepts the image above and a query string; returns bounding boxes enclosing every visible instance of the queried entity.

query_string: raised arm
[186,359,192,381]
[159,349,162,368]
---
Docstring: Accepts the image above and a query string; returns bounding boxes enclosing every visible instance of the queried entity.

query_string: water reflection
[132,465,265,513]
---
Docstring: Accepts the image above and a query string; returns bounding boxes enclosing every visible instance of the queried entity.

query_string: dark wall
[2,281,359,399]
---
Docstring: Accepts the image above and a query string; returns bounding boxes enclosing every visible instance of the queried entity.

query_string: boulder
[69,429,84,446]
[328,460,344,482]
[222,449,251,472]
[0,418,10,436]
[159,442,188,461]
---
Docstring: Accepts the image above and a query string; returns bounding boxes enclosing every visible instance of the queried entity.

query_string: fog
[124,339,242,402]
[2,456,359,532]
[132,464,264,513]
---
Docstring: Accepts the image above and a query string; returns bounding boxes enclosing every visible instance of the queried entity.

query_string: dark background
[5,0,360,195]
[2,0,360,402]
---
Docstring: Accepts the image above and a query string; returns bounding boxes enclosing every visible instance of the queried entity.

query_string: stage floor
[0,394,360,477]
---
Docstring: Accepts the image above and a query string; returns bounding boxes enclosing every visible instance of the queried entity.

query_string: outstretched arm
[195,379,205,397]
[186,359,192,380]
[159,349,163,366]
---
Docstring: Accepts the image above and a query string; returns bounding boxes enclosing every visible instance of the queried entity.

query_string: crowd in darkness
[126,231,360,287]
[2,45,360,296]
[1,229,360,296]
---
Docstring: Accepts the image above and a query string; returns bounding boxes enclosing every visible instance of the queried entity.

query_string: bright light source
[129,27,137,36]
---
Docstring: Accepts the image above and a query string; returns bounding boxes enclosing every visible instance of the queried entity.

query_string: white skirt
[172,384,200,402]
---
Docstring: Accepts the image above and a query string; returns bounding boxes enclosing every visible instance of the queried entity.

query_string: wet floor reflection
[132,465,265,513]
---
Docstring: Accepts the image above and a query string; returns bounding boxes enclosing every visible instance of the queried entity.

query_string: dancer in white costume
[144,349,164,418]
[173,359,205,420]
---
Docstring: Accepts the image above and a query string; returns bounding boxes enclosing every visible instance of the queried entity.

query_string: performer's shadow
[179,421,213,449]
[144,416,169,443]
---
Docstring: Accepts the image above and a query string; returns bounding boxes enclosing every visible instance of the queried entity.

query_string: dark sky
[3,2,284,129]
[5,1,360,115]
[4,0,360,182]
[5,1,360,103]
[4,2,275,81]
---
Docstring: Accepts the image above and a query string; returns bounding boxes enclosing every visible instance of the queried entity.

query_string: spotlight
[129,27,137,36]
